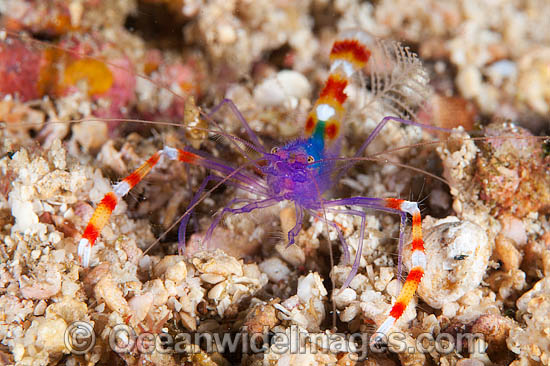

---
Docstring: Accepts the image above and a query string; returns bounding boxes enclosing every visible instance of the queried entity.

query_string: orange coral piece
[62,58,114,95]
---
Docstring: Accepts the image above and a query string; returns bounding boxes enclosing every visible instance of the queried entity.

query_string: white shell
[403,217,491,309]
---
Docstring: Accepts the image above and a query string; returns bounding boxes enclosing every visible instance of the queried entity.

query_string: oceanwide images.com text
[65,321,486,361]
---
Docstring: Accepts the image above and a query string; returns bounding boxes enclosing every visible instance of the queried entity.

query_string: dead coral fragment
[475,122,550,218]
[472,314,515,357]
[12,297,89,365]
[193,250,268,317]
[19,268,61,300]
[244,301,280,334]
[94,272,131,315]
[13,317,68,364]
[192,249,244,277]
[508,277,550,365]
[279,272,328,332]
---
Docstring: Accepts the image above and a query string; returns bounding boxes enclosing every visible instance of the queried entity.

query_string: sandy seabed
[1,1,550,365]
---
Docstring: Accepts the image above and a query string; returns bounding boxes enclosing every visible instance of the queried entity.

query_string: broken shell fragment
[403,217,491,309]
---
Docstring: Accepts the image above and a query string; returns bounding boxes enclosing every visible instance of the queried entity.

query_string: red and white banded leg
[371,199,426,346]
[78,146,198,267]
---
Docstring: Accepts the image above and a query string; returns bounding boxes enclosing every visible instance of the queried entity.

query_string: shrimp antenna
[5,116,266,156]
[312,155,449,187]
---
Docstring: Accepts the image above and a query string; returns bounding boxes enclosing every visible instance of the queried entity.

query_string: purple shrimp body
[263,125,334,206]
[177,31,377,250]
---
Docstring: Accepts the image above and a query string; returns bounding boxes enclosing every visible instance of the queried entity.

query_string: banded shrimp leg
[326,115,453,344]
[78,98,269,267]
[318,197,425,346]
[334,115,453,280]
[76,147,237,266]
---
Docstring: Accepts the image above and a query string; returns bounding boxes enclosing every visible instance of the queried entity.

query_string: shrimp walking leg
[322,197,424,345]
[177,174,268,254]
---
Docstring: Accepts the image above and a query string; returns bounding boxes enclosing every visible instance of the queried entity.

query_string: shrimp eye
[307,155,315,163]
[271,147,279,154]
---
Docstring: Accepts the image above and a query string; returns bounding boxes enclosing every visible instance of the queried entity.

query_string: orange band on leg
[372,199,426,345]
[78,147,200,267]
